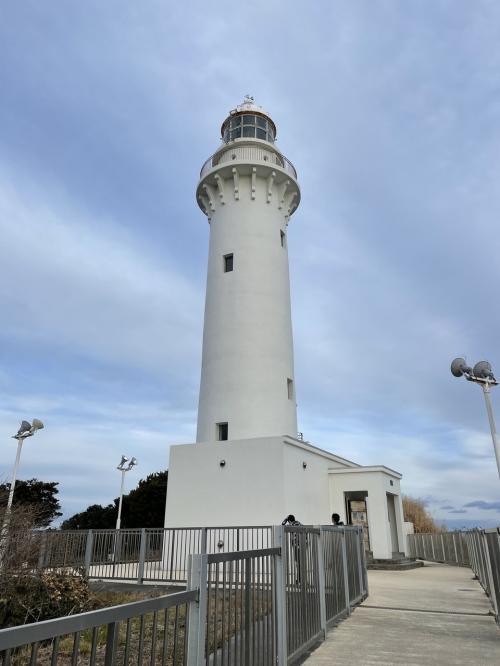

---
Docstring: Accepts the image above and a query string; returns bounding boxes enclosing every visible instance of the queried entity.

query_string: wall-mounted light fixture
[302,461,307,469]
[220,459,226,467]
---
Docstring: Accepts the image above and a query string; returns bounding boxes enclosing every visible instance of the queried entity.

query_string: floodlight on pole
[2,419,44,534]
[115,455,138,530]
[450,357,500,479]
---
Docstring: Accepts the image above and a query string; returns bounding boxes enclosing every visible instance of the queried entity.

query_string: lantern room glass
[222,114,275,144]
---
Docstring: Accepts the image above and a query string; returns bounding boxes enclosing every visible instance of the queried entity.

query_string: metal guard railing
[200,144,297,180]
[31,526,273,584]
[0,525,368,665]
[408,528,500,625]
[0,588,196,664]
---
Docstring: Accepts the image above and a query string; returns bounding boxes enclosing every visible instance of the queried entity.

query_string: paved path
[306,562,500,666]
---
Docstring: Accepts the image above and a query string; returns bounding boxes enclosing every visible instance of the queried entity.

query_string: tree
[0,485,92,629]
[0,478,62,528]
[61,470,168,530]
[402,495,445,533]
[120,471,168,528]
[60,503,116,530]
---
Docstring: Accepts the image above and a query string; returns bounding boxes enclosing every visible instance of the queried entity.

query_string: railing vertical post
[37,531,48,571]
[169,530,176,580]
[186,553,208,666]
[244,556,251,665]
[272,525,287,665]
[201,527,207,555]
[104,621,118,666]
[471,532,479,576]
[431,534,436,561]
[452,532,459,564]
[492,529,500,622]
[84,530,94,576]
[360,529,369,597]
[440,533,445,563]
[482,531,499,618]
[341,528,351,616]
[137,528,146,583]
[356,527,364,597]
[316,527,327,640]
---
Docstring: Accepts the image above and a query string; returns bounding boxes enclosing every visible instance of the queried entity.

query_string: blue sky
[1,1,500,528]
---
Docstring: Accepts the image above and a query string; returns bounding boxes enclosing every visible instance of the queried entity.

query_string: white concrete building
[165,97,405,560]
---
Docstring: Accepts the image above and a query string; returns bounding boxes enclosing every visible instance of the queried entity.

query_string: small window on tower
[287,378,294,400]
[224,253,234,272]
[217,422,228,441]
[280,230,286,248]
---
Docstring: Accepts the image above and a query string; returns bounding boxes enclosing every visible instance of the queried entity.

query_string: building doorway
[344,491,370,553]
[386,493,400,555]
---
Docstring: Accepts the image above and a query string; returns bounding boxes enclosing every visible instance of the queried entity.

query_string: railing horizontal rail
[0,589,197,652]
[207,547,280,564]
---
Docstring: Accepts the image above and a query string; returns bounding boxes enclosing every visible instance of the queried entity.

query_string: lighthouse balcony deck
[200,138,297,179]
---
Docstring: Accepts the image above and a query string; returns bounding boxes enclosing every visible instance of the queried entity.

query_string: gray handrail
[1,525,369,664]
[206,546,280,563]
[0,589,197,651]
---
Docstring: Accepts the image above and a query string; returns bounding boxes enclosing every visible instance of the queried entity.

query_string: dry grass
[403,495,446,533]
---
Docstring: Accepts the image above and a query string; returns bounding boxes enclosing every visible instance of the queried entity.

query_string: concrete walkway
[306,562,500,666]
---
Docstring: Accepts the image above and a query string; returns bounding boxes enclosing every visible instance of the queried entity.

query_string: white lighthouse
[196,96,300,443]
[165,99,407,561]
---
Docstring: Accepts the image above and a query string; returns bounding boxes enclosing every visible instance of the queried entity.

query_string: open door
[345,491,370,553]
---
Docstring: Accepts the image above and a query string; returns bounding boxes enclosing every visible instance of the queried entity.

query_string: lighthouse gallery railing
[200,143,297,180]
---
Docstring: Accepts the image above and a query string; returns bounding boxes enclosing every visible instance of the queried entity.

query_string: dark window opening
[280,230,286,247]
[224,253,233,272]
[287,378,294,400]
[243,125,255,138]
[217,422,228,441]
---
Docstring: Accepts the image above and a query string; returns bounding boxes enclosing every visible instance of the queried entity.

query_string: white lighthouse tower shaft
[166,98,406,551]
[196,97,301,442]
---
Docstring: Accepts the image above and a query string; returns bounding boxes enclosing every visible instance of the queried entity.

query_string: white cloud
[0,393,196,520]
[2,1,500,525]
[0,171,202,376]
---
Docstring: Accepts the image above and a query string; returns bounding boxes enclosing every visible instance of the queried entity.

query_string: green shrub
[0,570,92,629]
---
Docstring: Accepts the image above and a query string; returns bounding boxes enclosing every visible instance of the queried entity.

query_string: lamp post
[3,419,44,523]
[115,455,137,530]
[451,358,500,479]
[1,420,44,569]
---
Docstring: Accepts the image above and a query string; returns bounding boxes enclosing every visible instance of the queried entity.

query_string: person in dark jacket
[332,513,345,526]
[282,514,302,526]
[282,515,303,583]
